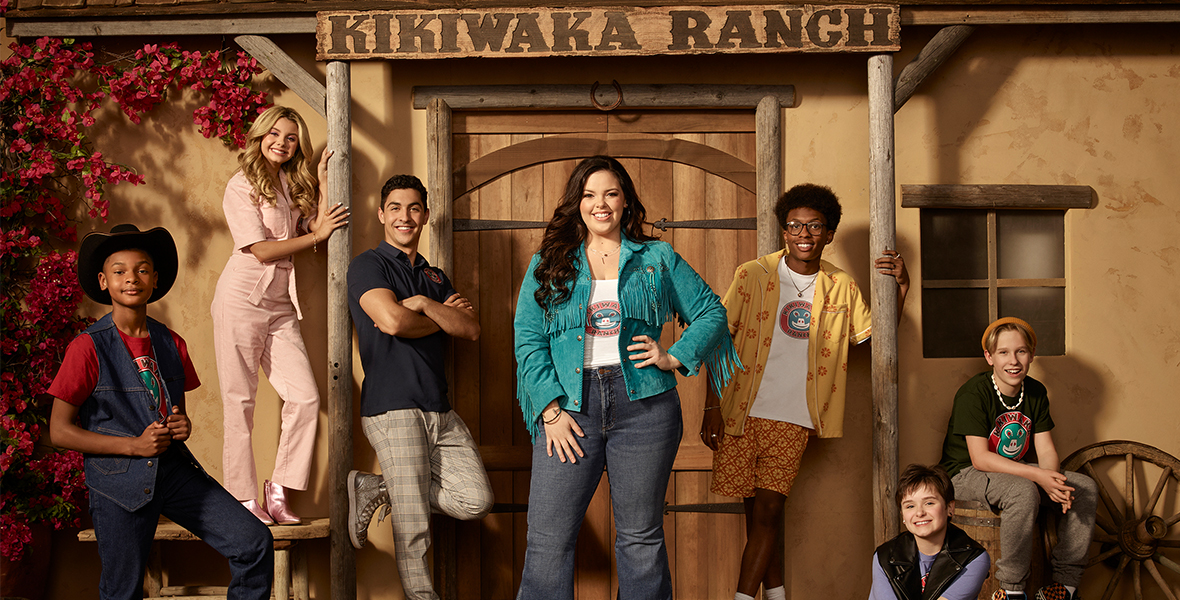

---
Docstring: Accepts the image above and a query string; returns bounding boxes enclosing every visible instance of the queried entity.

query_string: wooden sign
[316,4,899,60]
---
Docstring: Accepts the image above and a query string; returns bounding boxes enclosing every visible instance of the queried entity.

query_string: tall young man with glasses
[700,184,910,600]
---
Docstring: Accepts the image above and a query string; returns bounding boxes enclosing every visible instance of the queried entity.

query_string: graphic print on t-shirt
[586,301,622,337]
[779,300,811,340]
[989,411,1032,460]
[132,354,167,417]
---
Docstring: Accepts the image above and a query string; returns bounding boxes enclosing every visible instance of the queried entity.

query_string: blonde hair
[237,106,319,219]
[982,318,1037,355]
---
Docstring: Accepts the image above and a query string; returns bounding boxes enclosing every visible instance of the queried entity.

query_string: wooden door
[446,110,758,599]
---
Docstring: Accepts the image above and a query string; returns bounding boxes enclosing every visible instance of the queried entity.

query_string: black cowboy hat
[77,224,178,305]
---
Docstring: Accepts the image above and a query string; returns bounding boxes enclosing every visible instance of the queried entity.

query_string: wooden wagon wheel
[1045,440,1180,600]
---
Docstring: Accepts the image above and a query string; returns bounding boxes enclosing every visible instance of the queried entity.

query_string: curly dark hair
[380,174,428,209]
[533,156,656,309]
[895,463,955,506]
[774,183,843,232]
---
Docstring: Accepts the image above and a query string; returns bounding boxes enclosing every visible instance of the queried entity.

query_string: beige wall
[16,20,1179,600]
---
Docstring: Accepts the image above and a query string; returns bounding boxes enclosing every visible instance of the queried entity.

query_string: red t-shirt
[48,328,200,412]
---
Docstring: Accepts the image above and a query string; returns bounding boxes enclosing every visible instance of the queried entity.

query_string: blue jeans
[90,448,274,600]
[517,365,682,600]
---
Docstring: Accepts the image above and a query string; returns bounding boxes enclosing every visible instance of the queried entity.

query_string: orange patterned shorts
[710,417,809,498]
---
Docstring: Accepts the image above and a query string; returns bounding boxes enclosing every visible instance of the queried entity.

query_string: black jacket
[875,523,986,600]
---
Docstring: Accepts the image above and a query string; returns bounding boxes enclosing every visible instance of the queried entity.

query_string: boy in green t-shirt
[939,317,1097,600]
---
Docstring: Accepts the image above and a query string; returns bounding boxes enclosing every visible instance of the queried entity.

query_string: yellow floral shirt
[718,251,871,438]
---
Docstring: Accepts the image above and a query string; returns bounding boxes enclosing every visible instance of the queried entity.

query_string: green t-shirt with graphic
[940,371,1055,479]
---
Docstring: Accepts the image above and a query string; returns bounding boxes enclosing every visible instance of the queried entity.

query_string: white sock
[735,593,755,600]
[764,586,787,600]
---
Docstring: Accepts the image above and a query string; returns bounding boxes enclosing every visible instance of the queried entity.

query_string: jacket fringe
[517,386,540,439]
[542,286,589,334]
[541,267,676,334]
[619,266,677,326]
[705,337,743,398]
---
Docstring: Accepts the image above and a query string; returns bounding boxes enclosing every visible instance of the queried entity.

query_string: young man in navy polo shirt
[345,174,493,600]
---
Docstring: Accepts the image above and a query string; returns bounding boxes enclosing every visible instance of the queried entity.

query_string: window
[901,184,1095,358]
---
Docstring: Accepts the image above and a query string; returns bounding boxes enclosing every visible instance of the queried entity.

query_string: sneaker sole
[347,469,364,549]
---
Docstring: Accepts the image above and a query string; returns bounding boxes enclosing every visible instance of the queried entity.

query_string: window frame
[901,184,1096,358]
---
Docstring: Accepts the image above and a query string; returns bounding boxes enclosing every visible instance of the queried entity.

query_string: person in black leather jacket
[869,464,990,600]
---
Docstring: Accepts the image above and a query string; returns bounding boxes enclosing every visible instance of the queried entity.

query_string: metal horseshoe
[590,80,623,111]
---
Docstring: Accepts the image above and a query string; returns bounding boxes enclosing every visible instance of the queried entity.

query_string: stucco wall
[7,20,1177,600]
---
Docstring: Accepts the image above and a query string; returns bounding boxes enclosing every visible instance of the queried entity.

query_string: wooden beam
[325,59,356,600]
[7,16,316,37]
[900,184,1097,209]
[234,35,327,119]
[868,52,900,548]
[413,84,795,110]
[894,25,976,111]
[902,7,1180,25]
[755,95,783,256]
[10,2,1180,27]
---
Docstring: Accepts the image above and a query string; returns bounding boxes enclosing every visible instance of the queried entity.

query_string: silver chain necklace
[991,374,1024,411]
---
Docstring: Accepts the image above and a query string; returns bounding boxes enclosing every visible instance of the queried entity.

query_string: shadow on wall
[1035,353,1104,460]
[832,223,916,291]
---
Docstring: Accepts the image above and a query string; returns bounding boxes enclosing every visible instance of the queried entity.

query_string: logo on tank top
[586,301,621,337]
[133,355,164,413]
[779,300,811,340]
[989,411,1032,460]
[423,268,443,285]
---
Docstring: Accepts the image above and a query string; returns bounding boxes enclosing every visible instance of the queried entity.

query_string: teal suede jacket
[514,237,741,440]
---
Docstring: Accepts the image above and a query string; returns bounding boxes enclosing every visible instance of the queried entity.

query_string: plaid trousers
[362,409,494,600]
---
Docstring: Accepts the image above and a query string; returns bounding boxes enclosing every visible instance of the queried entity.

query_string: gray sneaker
[348,470,390,549]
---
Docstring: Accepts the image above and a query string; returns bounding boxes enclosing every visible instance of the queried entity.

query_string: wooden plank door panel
[450,112,756,600]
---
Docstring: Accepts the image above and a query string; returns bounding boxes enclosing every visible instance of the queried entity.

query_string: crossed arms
[359,288,480,341]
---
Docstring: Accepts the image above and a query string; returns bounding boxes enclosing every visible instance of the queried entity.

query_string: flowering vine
[1,36,269,561]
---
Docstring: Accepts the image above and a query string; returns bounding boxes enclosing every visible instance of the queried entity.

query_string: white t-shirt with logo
[583,279,622,368]
[748,258,815,429]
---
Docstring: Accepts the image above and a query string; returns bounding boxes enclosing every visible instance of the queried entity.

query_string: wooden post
[755,95,783,256]
[326,59,356,600]
[868,53,900,546]
[427,98,454,276]
[755,92,787,593]
[425,97,458,600]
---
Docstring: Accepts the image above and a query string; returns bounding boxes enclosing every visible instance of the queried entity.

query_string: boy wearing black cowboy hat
[48,224,274,600]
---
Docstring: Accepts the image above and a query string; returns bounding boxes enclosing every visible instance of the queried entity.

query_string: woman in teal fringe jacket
[513,155,740,600]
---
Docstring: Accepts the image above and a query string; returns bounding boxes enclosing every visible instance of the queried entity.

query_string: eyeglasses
[784,221,825,235]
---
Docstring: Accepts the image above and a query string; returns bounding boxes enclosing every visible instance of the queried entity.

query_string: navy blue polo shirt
[347,241,457,417]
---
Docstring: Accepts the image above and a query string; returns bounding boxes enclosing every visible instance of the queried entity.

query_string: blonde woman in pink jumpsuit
[211,106,348,524]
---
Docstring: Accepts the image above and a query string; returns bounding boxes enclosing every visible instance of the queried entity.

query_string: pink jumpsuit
[211,171,319,501]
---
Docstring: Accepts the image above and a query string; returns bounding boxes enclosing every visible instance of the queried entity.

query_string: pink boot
[241,499,274,525]
[263,480,301,525]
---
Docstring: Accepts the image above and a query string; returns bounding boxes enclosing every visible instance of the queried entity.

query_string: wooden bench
[78,517,329,600]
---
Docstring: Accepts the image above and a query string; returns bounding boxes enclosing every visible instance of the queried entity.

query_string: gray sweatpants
[952,466,1098,590]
